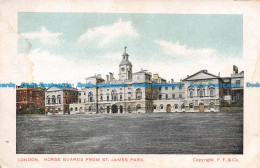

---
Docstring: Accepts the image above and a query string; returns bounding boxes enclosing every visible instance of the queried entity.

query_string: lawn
[16,111,243,154]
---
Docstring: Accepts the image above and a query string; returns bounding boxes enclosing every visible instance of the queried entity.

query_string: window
[189,103,194,108]
[172,87,175,90]
[210,102,215,109]
[190,91,193,98]
[172,94,175,99]
[88,92,93,102]
[136,104,141,110]
[120,94,122,101]
[160,104,163,110]
[107,95,109,101]
[181,104,185,109]
[210,89,214,97]
[236,80,240,85]
[179,94,182,99]
[159,95,162,100]
[159,87,161,91]
[128,106,132,113]
[128,92,131,100]
[136,88,142,100]
[111,90,117,101]
[79,99,81,103]
[165,87,168,90]
[52,95,56,104]
[57,95,61,104]
[175,104,178,109]
[200,90,203,98]
[166,94,168,99]
[79,92,81,96]
[100,95,103,101]
[70,108,73,111]
[153,105,156,110]
[75,107,78,111]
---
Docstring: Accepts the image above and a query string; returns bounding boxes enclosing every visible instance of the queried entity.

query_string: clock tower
[119,46,132,81]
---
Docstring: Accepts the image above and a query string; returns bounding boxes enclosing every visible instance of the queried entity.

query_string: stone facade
[44,87,78,114]
[67,48,243,114]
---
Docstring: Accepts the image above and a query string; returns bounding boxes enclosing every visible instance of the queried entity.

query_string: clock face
[121,67,125,71]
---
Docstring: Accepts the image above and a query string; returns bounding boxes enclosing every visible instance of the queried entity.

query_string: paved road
[16,111,243,154]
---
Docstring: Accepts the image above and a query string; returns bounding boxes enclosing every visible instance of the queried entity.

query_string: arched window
[189,103,194,109]
[75,107,78,111]
[119,93,123,101]
[57,95,61,104]
[136,88,142,100]
[100,94,103,101]
[210,102,215,109]
[88,92,93,102]
[153,105,156,110]
[70,108,73,111]
[190,91,193,98]
[174,104,178,109]
[89,106,93,112]
[111,90,117,101]
[46,96,50,105]
[160,104,164,110]
[210,89,214,97]
[107,95,109,101]
[199,90,204,98]
[181,104,185,109]
[136,104,141,110]
[52,95,56,104]
[100,106,104,113]
[128,106,132,113]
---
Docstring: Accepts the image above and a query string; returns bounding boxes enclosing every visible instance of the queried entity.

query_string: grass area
[16,111,243,154]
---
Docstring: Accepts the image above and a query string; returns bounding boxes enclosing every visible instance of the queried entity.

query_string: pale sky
[18,13,243,84]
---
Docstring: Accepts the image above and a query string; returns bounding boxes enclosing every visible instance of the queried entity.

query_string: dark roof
[119,59,132,66]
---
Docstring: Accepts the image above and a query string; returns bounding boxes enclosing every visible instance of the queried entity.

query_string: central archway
[112,104,118,113]
[166,104,171,112]
[199,102,205,112]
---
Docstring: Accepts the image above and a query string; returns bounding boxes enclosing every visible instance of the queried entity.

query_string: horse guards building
[18,47,243,114]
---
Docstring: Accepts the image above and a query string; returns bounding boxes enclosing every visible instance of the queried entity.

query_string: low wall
[222,107,243,111]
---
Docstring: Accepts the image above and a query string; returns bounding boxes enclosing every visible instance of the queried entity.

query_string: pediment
[184,71,218,81]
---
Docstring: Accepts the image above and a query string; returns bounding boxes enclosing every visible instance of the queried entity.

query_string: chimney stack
[109,73,114,81]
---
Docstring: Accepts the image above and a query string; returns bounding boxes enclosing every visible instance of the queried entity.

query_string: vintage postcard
[0,0,259,168]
